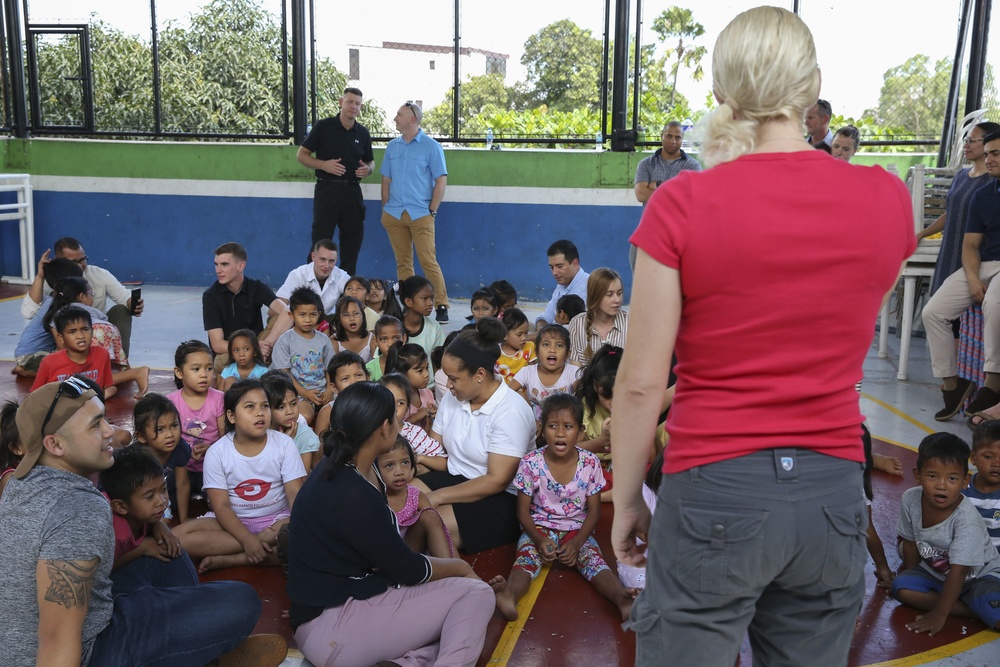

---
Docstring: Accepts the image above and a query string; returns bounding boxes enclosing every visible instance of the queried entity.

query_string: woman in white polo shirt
[414,318,535,553]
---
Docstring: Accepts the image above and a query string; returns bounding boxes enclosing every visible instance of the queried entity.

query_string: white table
[878,257,936,381]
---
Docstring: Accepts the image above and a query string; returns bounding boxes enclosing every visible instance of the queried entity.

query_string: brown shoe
[965,386,1000,415]
[934,378,975,421]
[216,634,287,667]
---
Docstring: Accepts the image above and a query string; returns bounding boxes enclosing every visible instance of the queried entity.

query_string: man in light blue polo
[380,101,450,323]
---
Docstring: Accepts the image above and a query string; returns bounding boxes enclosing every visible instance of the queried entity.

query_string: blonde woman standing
[612,7,915,666]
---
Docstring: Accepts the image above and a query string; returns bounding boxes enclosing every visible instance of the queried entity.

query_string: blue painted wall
[29,191,642,302]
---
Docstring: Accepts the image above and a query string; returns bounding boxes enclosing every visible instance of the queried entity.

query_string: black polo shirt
[301,115,375,182]
[202,277,278,338]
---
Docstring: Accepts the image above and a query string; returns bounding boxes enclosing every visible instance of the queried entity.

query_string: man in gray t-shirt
[0,378,285,666]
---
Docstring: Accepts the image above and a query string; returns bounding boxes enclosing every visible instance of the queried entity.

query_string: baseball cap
[14,377,99,479]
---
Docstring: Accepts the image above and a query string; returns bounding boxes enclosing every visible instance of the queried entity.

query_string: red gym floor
[2,280,997,665]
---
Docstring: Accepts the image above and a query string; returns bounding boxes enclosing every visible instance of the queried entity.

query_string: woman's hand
[612,501,652,567]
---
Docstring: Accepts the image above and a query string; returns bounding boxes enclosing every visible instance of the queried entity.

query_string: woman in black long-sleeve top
[288,382,495,667]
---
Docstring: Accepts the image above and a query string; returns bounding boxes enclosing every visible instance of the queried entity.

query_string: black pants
[311,179,366,276]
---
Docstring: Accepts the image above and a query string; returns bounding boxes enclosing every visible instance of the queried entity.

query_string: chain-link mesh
[3,0,995,146]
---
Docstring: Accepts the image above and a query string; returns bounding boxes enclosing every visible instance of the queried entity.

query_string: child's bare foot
[198,553,250,573]
[617,587,640,620]
[12,365,36,378]
[873,453,903,476]
[135,366,150,398]
[489,575,519,621]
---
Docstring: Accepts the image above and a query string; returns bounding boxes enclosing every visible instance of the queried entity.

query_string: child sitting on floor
[31,306,115,398]
[431,331,460,404]
[133,393,192,523]
[272,287,336,425]
[497,308,536,385]
[965,421,1000,553]
[398,276,445,390]
[330,295,376,362]
[100,446,183,570]
[384,342,436,432]
[377,435,454,557]
[217,329,268,391]
[343,275,381,332]
[467,287,499,323]
[173,379,308,573]
[380,373,447,472]
[261,370,321,472]
[510,324,578,420]
[169,340,225,495]
[489,393,638,621]
[862,423,894,587]
[0,400,23,499]
[313,350,369,437]
[489,280,518,316]
[555,294,585,326]
[365,315,406,382]
[892,432,1000,634]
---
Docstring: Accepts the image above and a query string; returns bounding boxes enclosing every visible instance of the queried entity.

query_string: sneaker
[966,386,1000,415]
[934,377,975,421]
[436,305,449,324]
[215,634,287,667]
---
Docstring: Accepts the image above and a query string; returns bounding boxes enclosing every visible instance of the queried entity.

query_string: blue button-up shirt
[380,130,448,220]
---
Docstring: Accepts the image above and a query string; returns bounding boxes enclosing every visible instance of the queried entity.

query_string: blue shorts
[892,566,1000,628]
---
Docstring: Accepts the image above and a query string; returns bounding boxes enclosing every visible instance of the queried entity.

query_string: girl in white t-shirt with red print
[173,379,307,573]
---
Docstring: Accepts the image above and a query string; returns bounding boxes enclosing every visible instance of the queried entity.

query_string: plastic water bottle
[595,131,602,150]
[486,128,494,150]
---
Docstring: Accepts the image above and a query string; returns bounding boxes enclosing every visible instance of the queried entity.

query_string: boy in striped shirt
[965,421,1000,553]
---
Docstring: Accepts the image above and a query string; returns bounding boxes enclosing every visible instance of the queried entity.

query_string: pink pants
[294,577,494,667]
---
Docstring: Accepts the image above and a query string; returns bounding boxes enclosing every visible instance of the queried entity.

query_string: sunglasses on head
[39,376,94,438]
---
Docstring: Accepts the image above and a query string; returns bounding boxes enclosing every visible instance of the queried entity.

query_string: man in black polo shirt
[202,242,291,366]
[297,87,375,276]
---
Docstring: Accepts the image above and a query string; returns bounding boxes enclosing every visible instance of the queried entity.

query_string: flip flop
[966,411,998,429]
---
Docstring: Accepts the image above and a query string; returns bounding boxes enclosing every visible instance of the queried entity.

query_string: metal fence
[0,0,994,151]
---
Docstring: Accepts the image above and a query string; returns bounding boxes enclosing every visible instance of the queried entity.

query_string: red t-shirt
[30,347,113,392]
[631,151,916,473]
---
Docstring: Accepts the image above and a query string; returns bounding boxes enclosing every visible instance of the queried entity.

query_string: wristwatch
[430,209,437,218]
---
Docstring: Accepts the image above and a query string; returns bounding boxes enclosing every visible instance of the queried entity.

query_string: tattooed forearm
[42,559,97,609]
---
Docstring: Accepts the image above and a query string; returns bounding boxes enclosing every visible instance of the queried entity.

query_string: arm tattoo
[43,559,97,609]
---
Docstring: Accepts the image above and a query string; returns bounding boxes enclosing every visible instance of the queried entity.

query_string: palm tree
[652,7,706,110]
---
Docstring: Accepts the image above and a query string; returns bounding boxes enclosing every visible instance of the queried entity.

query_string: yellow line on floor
[486,563,552,666]
[0,294,26,302]
[862,629,998,666]
[861,392,936,435]
[871,434,919,453]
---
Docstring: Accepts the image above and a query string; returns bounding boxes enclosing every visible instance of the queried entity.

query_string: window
[349,48,360,80]
[429,60,435,70]
[485,55,506,77]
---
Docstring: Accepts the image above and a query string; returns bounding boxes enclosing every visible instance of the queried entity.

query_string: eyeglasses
[70,256,89,265]
[39,376,92,438]
[964,137,984,145]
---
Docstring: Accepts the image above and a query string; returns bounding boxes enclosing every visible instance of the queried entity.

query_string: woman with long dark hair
[287,382,494,667]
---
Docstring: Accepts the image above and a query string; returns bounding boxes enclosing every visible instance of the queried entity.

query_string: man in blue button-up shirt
[380,101,451,323]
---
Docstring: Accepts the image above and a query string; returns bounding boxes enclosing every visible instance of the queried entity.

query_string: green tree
[422,74,523,136]
[520,19,602,112]
[29,0,383,137]
[864,54,951,141]
[652,7,706,110]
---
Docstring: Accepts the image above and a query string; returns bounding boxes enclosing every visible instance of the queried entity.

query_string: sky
[23,0,991,121]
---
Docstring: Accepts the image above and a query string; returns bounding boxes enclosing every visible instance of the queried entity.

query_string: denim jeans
[90,552,261,667]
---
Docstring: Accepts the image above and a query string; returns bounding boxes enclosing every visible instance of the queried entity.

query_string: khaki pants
[381,210,449,307]
[922,260,1000,377]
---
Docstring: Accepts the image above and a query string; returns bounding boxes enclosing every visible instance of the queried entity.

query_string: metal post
[964,0,992,114]
[150,0,161,134]
[610,0,629,146]
[290,0,307,144]
[631,0,641,135]
[600,0,610,140]
[6,0,29,137]
[452,0,460,139]
[938,0,973,168]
